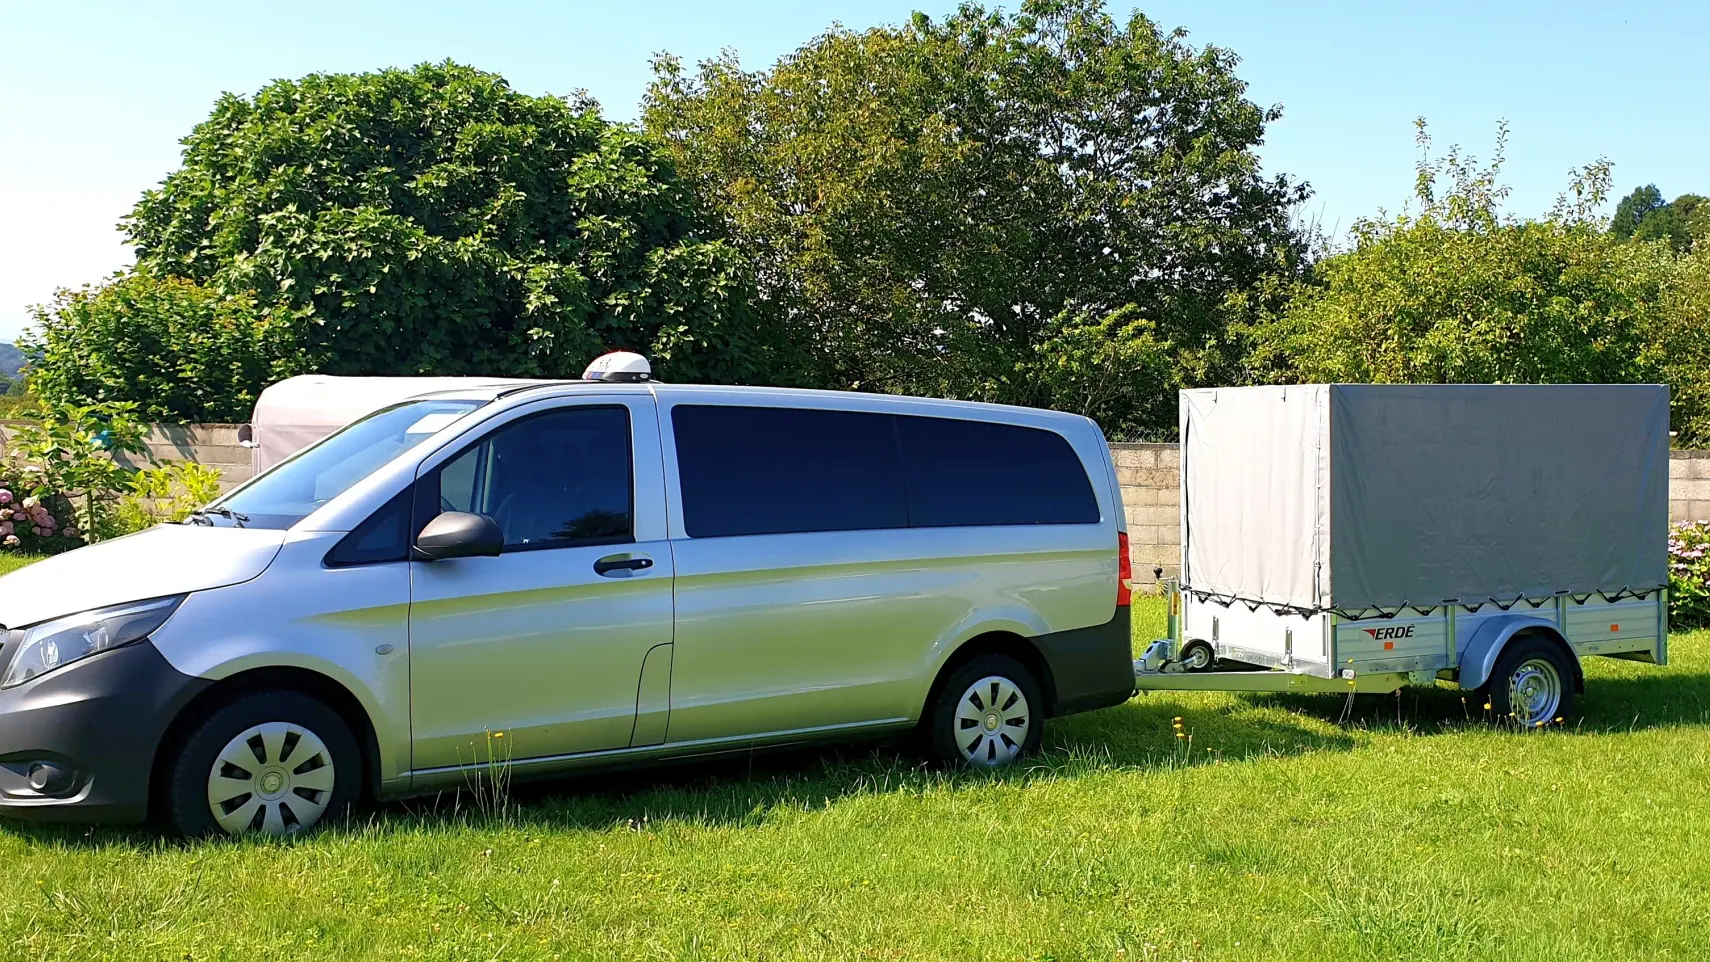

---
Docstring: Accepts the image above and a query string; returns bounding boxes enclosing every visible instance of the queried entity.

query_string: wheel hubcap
[954,675,1030,767]
[206,721,336,835]
[1508,658,1562,726]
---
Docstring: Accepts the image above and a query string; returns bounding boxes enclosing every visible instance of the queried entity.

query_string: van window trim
[411,403,638,556]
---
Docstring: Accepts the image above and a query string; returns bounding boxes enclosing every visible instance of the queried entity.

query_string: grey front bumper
[0,640,210,824]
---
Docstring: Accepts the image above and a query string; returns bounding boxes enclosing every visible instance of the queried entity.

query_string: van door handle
[594,554,654,577]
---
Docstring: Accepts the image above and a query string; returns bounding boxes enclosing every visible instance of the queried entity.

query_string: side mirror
[414,512,503,561]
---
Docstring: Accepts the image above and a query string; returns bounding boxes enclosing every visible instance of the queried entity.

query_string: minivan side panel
[667,525,1116,742]
[406,395,676,770]
[656,391,1124,744]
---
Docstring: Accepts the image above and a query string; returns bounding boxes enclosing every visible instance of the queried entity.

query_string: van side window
[428,406,634,550]
[672,405,907,537]
[896,416,1100,526]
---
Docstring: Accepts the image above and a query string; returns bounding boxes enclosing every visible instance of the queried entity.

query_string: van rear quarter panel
[666,524,1117,741]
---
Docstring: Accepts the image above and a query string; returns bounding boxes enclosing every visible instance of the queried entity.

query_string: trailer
[1134,384,1672,725]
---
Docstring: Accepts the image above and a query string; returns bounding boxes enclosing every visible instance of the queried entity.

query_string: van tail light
[1117,531,1133,608]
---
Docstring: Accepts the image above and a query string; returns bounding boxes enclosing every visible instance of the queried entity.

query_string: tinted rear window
[672,405,907,537]
[896,416,1099,527]
[673,404,1100,537]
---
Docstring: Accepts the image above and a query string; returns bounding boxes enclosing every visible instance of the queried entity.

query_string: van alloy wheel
[1507,658,1562,727]
[206,721,337,835]
[953,675,1032,767]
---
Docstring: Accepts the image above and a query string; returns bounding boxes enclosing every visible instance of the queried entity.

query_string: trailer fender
[1458,615,1581,692]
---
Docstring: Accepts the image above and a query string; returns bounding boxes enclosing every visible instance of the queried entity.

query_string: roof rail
[494,380,584,399]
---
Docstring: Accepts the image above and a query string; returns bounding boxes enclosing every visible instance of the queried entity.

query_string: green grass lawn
[0,579,1707,960]
[0,554,44,577]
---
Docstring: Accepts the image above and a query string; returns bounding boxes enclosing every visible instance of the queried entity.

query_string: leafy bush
[111,461,225,535]
[1670,520,1710,629]
[23,274,303,423]
[6,401,151,542]
[0,483,81,554]
[1248,123,1710,446]
[1255,122,1668,386]
[1653,247,1710,447]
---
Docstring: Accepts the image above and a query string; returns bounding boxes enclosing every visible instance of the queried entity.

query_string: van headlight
[2,596,186,689]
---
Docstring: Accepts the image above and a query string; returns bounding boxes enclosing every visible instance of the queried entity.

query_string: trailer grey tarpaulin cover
[1180,384,1670,614]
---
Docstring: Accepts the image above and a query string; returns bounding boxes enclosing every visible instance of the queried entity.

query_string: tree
[1610,184,1666,240]
[114,61,771,398]
[23,273,302,423]
[1611,185,1708,251]
[644,0,1307,436]
[1655,245,1710,446]
[1254,122,1709,439]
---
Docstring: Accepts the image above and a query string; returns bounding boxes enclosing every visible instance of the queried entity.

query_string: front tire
[1483,635,1576,728]
[161,691,361,837]
[925,654,1044,769]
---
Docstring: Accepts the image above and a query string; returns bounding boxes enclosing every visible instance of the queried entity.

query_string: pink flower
[0,522,11,537]
[33,527,47,537]
[0,489,11,504]
[61,526,76,538]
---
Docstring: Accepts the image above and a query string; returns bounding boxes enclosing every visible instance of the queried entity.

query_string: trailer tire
[1179,640,1217,672]
[1481,634,1576,729]
[925,654,1044,769]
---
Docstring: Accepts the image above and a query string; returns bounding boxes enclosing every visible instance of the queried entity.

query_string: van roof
[445,379,1094,424]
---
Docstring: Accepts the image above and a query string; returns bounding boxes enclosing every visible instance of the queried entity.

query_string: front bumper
[0,640,210,824]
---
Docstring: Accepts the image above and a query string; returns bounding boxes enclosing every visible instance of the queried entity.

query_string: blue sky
[2,0,1705,340]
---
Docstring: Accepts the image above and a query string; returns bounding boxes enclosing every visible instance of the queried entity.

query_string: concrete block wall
[1673,450,1710,524]
[1111,444,1182,586]
[115,424,255,490]
[0,422,255,492]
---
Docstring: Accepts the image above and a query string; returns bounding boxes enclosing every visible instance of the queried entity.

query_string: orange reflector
[1610,624,1619,632]
[1383,641,1395,650]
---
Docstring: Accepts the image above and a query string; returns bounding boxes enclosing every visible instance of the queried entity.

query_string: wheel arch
[922,630,1059,721]
[149,665,384,819]
[1460,616,1583,694]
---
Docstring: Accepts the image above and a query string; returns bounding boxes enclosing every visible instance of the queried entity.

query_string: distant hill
[0,343,21,377]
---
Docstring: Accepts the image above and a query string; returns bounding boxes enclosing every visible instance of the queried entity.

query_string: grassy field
[0,554,43,577]
[0,571,1707,960]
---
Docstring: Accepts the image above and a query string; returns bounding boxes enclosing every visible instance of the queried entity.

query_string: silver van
[0,356,1135,835]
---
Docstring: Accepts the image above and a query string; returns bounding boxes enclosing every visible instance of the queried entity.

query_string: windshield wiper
[186,507,249,527]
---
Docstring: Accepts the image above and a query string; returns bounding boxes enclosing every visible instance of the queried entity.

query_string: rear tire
[1482,635,1576,729]
[161,691,361,837]
[925,654,1044,769]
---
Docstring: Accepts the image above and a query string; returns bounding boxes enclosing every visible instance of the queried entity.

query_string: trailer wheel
[925,654,1044,769]
[1179,640,1216,672]
[1482,635,1576,729]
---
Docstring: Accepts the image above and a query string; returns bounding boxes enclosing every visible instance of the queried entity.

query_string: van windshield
[215,399,485,529]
